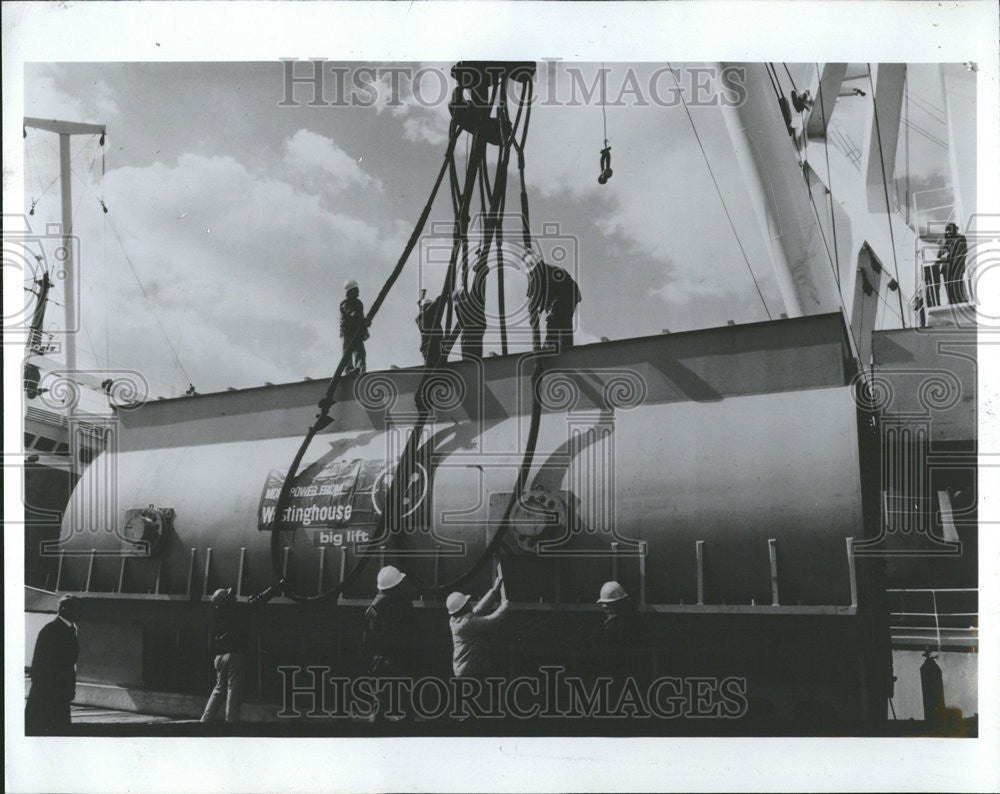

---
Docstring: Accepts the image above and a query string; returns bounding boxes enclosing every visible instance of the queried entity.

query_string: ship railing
[46,536,864,618]
[886,586,978,651]
[25,405,111,440]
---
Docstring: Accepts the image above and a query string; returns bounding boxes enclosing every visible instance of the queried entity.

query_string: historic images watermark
[278,666,749,721]
[278,61,748,110]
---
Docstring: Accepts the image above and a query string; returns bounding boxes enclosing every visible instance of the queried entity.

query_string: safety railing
[886,587,978,651]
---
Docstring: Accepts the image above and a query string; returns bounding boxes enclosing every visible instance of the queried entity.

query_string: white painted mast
[23,117,106,474]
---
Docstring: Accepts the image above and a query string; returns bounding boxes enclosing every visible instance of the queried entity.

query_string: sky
[21,60,915,398]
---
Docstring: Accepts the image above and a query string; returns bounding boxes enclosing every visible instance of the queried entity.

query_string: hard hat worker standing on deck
[340,279,369,376]
[360,565,415,676]
[447,576,509,678]
[595,580,643,683]
[524,249,581,351]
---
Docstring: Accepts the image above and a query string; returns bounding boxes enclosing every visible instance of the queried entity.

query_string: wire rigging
[816,64,842,293]
[667,63,772,320]
[103,211,196,390]
[867,64,908,327]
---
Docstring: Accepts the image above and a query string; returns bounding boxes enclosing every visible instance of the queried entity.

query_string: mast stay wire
[867,64,908,327]
[815,63,842,293]
[66,155,195,391]
[103,210,196,391]
[667,63,773,320]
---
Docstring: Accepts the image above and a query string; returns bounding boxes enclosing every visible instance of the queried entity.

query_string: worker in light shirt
[446,577,509,678]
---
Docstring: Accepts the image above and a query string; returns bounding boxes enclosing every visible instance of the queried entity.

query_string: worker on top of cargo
[595,581,642,682]
[25,594,81,734]
[200,584,278,724]
[937,222,970,305]
[340,279,369,376]
[417,290,446,366]
[524,249,581,351]
[447,576,509,678]
[360,565,414,677]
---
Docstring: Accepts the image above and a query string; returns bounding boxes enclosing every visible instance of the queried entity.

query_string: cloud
[403,115,449,146]
[60,150,418,393]
[283,128,383,192]
[24,64,119,122]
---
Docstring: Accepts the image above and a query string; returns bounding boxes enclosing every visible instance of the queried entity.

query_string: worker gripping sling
[267,63,543,602]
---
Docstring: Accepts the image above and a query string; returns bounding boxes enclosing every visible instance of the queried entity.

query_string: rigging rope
[667,64,772,320]
[269,64,545,603]
[867,64,907,327]
[781,62,799,94]
[815,63,842,293]
[103,211,196,390]
[601,63,608,143]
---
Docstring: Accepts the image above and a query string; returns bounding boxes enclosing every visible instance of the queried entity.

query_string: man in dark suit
[26,594,81,734]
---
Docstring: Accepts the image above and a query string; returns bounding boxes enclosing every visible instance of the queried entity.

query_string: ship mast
[23,117,106,474]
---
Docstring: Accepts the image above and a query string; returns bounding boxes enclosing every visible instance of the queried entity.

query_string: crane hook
[598,140,613,185]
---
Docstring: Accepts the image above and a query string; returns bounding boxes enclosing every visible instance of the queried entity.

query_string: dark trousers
[25,690,72,734]
[923,264,941,307]
[944,263,968,304]
[546,304,575,350]
[461,330,485,360]
[420,335,442,366]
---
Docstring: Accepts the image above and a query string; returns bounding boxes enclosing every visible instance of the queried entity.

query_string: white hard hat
[344,279,359,292]
[376,565,405,591]
[211,587,235,605]
[419,297,433,308]
[597,581,628,603]
[446,591,472,615]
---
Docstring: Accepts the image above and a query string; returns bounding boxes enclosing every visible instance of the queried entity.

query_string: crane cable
[667,63,772,320]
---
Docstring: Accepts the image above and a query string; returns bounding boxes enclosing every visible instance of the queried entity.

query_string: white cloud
[403,115,449,146]
[24,65,119,123]
[283,128,383,192]
[61,150,419,392]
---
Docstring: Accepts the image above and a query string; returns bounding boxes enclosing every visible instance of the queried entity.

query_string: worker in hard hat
[360,565,414,677]
[340,279,369,376]
[200,583,278,723]
[524,250,581,351]
[447,577,509,678]
[25,594,81,733]
[416,290,445,366]
[595,580,642,683]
